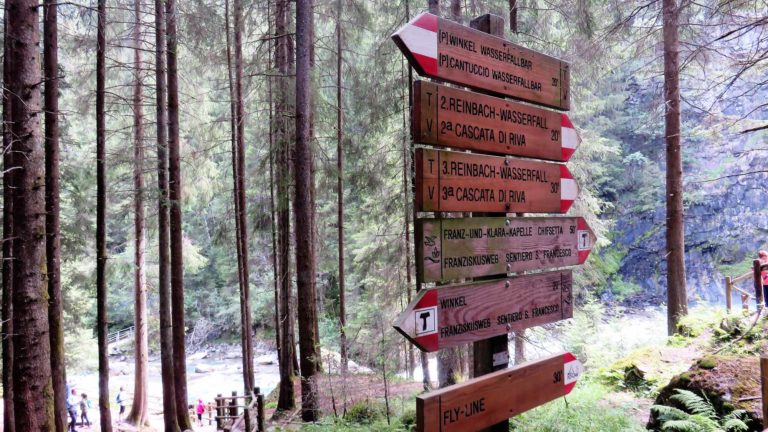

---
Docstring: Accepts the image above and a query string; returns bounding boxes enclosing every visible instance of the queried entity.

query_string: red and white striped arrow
[560,165,578,213]
[561,114,581,161]
[392,13,439,76]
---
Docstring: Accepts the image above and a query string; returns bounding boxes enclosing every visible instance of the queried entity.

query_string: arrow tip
[560,114,581,162]
[577,217,595,264]
[563,352,584,395]
[560,165,577,213]
[392,13,438,77]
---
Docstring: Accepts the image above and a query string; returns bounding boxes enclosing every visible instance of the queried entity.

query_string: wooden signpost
[392,13,570,110]
[417,217,595,283]
[393,10,587,431]
[417,352,583,431]
[416,148,578,213]
[394,270,573,352]
[413,81,580,161]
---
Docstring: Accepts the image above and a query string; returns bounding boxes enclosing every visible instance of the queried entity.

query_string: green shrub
[399,409,416,431]
[344,399,384,424]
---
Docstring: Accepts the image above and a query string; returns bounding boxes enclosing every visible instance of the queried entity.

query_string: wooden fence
[213,387,265,432]
[724,259,768,314]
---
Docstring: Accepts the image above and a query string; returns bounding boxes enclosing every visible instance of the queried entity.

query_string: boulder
[648,356,762,431]
[255,354,275,365]
[194,364,213,374]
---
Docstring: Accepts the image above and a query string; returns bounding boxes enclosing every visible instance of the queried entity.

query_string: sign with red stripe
[393,13,570,110]
[413,81,580,161]
[417,217,595,283]
[394,270,573,352]
[415,148,578,213]
[417,352,583,431]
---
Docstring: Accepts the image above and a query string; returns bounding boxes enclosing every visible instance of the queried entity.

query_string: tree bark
[154,0,179,428]
[96,1,114,430]
[509,0,518,33]
[336,0,348,376]
[295,0,320,421]
[267,0,282,379]
[276,0,296,412]
[43,0,68,429]
[126,0,150,426]
[404,0,428,388]
[451,0,461,22]
[8,1,55,428]
[663,0,688,335]
[429,0,439,15]
[223,0,248,401]
[1,6,15,431]
[233,0,254,394]
[165,0,192,428]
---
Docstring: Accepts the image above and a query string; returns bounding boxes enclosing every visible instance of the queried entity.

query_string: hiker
[80,393,91,427]
[760,250,768,307]
[67,388,79,432]
[116,386,126,423]
[196,399,206,426]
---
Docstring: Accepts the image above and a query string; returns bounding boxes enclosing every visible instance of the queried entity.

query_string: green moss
[678,373,691,384]
[698,357,717,369]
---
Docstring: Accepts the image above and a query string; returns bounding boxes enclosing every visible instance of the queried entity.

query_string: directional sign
[415,148,578,213]
[392,13,570,110]
[417,352,583,431]
[417,217,595,283]
[393,270,573,352]
[413,81,580,161]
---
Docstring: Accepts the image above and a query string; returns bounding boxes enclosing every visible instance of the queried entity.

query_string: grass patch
[511,381,645,431]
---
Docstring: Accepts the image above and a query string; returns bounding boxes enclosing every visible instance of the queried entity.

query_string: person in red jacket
[196,399,206,426]
[759,250,768,307]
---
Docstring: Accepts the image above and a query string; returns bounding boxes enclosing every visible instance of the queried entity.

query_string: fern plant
[651,389,750,432]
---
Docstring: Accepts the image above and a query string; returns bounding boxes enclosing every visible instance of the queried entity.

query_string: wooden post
[229,390,238,418]
[761,355,768,430]
[216,393,223,430]
[725,276,732,313]
[257,392,265,432]
[468,13,510,432]
[754,259,764,312]
[743,293,750,314]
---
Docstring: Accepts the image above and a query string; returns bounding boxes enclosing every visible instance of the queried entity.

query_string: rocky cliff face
[605,81,768,305]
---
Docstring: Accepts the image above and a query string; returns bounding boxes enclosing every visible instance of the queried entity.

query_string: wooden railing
[725,259,768,314]
[107,325,135,346]
[214,387,265,432]
[725,271,754,313]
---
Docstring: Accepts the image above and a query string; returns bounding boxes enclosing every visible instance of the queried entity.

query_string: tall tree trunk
[8,0,55,428]
[126,0,150,425]
[336,0,348,375]
[43,1,68,429]
[96,1,114,430]
[429,0,439,14]
[155,0,179,428]
[1,6,15,431]
[663,0,687,335]
[295,0,320,421]
[276,0,296,412]
[165,0,192,428]
[286,5,300,377]
[509,0,518,33]
[233,0,254,394]
[267,0,282,378]
[224,0,248,400]
[451,0,461,22]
